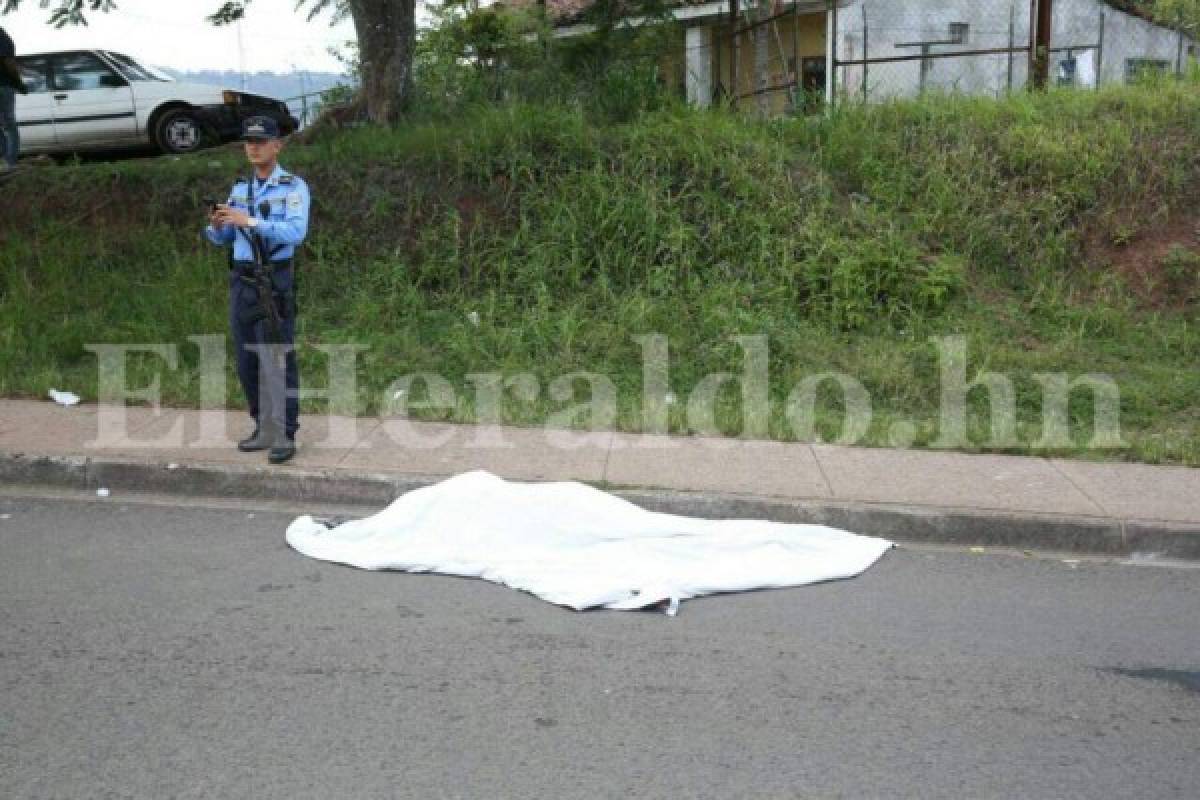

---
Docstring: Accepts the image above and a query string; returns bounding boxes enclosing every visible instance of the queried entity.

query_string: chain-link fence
[685,0,1200,114]
[831,1,1035,101]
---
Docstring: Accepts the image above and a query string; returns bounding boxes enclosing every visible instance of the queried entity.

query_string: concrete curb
[3,452,1198,560]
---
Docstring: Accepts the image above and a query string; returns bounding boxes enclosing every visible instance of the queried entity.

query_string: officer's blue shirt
[205,163,310,261]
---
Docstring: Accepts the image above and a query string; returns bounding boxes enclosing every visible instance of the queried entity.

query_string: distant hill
[160,68,353,122]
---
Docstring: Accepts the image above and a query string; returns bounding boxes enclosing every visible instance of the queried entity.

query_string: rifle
[243,200,285,349]
[208,190,288,348]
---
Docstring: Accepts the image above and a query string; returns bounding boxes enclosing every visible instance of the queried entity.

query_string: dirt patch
[1081,209,1200,309]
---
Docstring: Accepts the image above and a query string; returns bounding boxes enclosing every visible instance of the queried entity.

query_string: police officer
[205,116,310,464]
[0,25,29,170]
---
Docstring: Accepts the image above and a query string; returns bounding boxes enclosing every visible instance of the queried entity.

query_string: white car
[14,49,298,156]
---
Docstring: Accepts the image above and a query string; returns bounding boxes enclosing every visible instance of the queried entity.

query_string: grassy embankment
[1,84,1197,463]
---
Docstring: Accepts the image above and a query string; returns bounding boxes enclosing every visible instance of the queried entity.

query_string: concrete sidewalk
[2,398,1198,558]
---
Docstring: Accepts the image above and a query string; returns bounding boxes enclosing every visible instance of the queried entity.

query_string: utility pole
[1032,0,1053,89]
[237,19,247,91]
[298,67,308,128]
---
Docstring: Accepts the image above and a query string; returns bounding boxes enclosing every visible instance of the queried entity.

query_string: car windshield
[103,51,172,82]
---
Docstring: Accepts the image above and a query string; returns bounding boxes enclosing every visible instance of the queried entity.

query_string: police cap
[241,116,281,141]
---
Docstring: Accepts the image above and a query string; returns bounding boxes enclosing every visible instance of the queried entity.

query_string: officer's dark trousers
[229,267,299,440]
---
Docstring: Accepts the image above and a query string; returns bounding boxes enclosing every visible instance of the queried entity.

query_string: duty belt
[232,259,293,275]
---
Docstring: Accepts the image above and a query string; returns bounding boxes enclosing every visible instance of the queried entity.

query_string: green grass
[2,84,1198,464]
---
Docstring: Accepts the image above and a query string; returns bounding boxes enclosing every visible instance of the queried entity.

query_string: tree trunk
[349,0,417,124]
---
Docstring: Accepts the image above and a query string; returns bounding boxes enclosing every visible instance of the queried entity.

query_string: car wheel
[154,108,207,155]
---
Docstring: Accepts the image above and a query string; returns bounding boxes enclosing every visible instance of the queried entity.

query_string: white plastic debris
[664,392,677,405]
[96,488,110,498]
[166,463,180,470]
[0,514,11,520]
[48,389,80,406]
[466,311,481,327]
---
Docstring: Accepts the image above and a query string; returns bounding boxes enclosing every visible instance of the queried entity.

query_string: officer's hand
[213,204,253,229]
[208,207,225,229]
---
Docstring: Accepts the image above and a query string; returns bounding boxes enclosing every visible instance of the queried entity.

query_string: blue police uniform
[205,153,311,447]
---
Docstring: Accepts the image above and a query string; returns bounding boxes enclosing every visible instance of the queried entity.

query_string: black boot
[237,427,273,452]
[268,436,296,464]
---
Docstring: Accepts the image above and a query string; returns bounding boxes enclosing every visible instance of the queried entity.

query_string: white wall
[832,0,1193,101]
[1082,0,1191,85]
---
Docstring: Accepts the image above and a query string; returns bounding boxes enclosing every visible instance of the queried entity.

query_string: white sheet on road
[285,470,892,615]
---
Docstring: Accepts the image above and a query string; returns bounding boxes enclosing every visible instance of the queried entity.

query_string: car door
[13,56,56,153]
[47,51,136,147]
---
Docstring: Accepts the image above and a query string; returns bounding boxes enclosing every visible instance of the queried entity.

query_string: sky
[0,0,364,74]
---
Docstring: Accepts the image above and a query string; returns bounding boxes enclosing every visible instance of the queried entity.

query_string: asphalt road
[0,490,1196,799]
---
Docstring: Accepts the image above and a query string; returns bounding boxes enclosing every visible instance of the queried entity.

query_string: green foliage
[805,85,1200,284]
[0,0,117,28]
[1160,243,1200,298]
[411,0,681,123]
[1131,0,1200,34]
[2,84,1199,462]
[585,60,671,124]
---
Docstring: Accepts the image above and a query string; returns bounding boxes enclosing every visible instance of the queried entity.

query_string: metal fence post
[1008,3,1016,92]
[792,1,800,110]
[730,0,740,108]
[714,17,723,104]
[861,3,869,102]
[827,0,837,110]
[1028,0,1038,87]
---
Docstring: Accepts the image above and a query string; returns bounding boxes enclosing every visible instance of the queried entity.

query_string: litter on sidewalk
[285,470,893,616]
[48,389,80,407]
